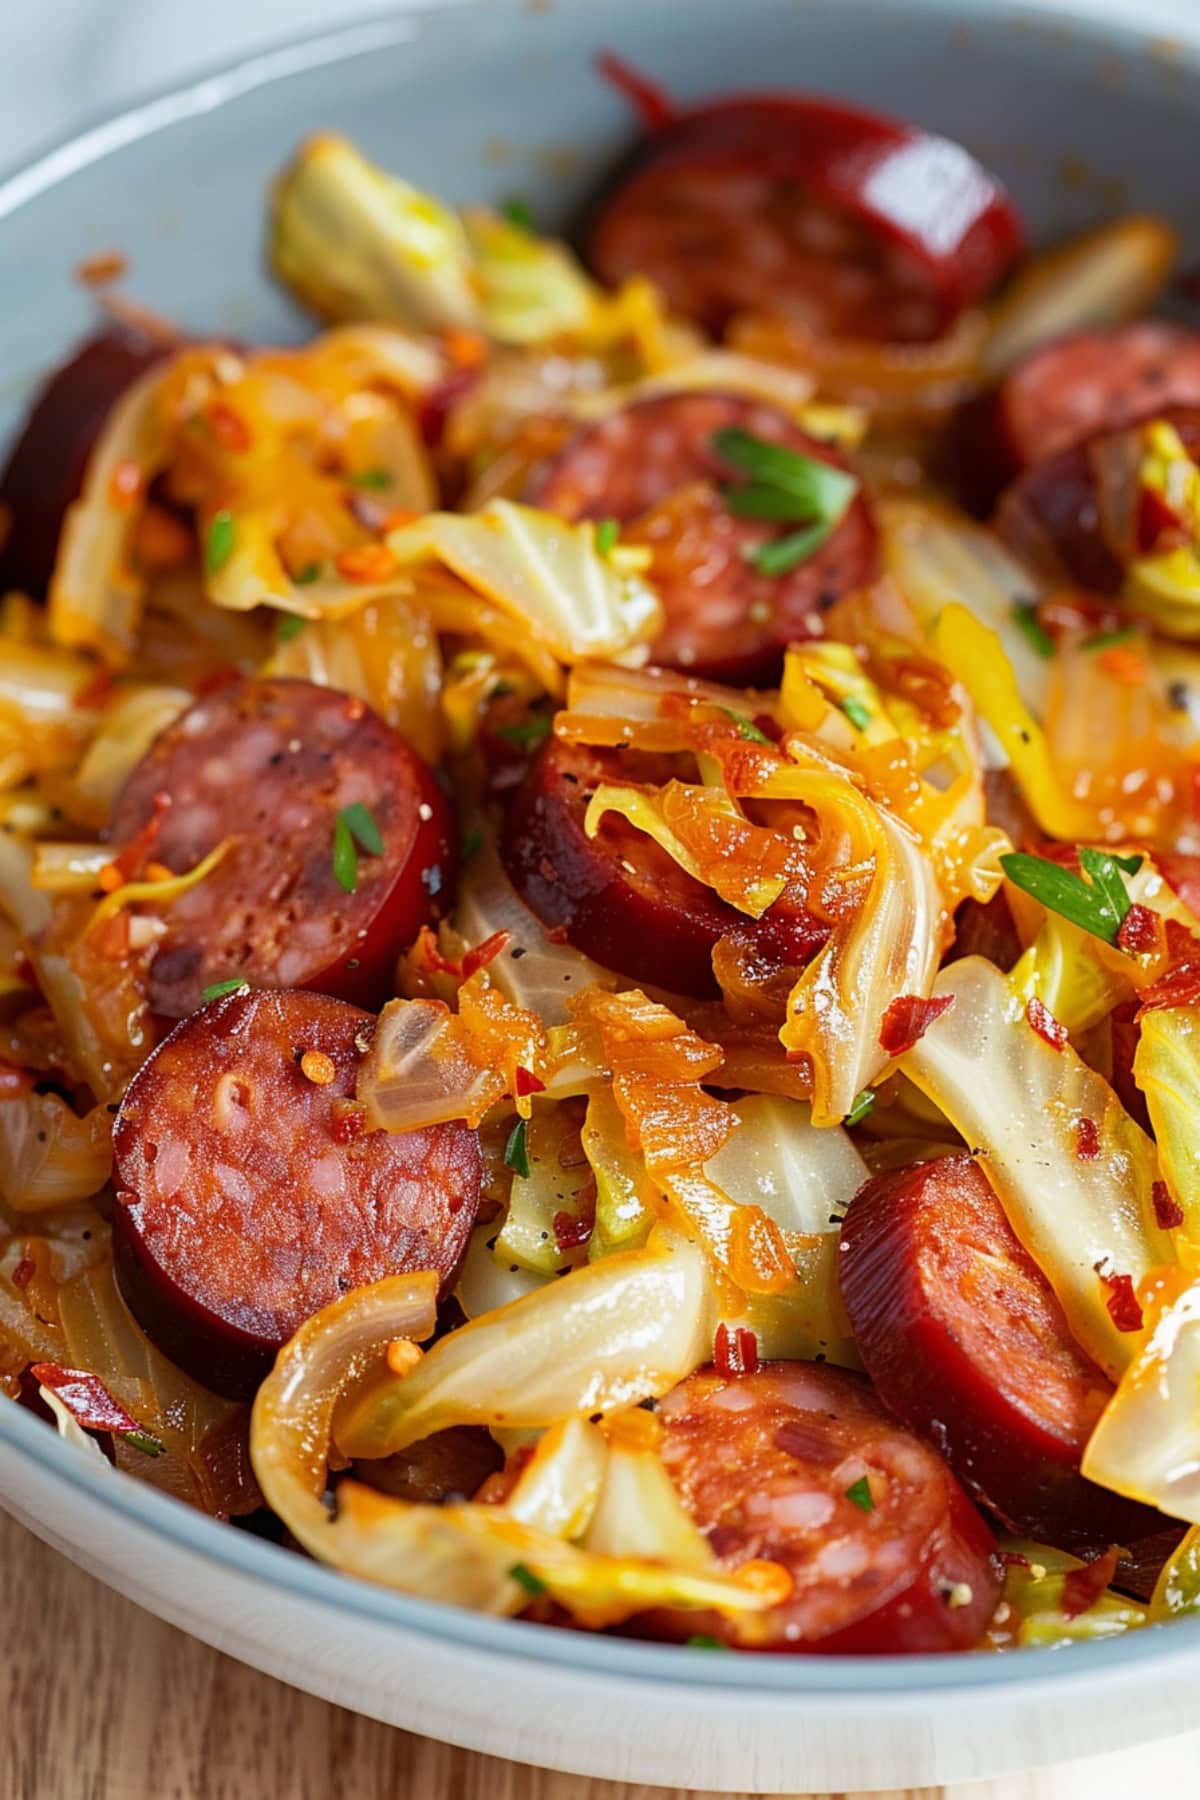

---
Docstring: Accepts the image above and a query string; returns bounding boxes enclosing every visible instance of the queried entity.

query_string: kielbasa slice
[499,736,826,999]
[645,1362,1000,1652]
[839,1155,1165,1551]
[526,392,877,685]
[112,987,481,1397]
[0,325,173,600]
[585,94,1021,342]
[108,677,453,1016]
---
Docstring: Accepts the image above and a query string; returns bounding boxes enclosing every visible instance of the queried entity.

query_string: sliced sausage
[995,404,1200,594]
[839,1155,1166,1551]
[0,325,173,600]
[499,736,827,999]
[526,392,877,684]
[112,987,481,1397]
[108,677,453,1017]
[643,1362,1000,1652]
[585,94,1022,341]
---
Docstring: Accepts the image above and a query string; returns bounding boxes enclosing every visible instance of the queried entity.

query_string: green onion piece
[749,517,837,577]
[497,713,553,749]
[340,801,384,857]
[332,814,358,894]
[999,850,1134,945]
[845,1090,875,1128]
[346,467,392,491]
[501,198,534,232]
[205,510,236,575]
[125,1430,166,1458]
[712,428,858,515]
[1078,845,1133,931]
[840,695,873,732]
[1113,852,1145,875]
[1012,601,1054,659]
[277,613,307,643]
[594,517,620,556]
[1085,625,1139,652]
[724,482,832,523]
[508,1561,547,1596]
[504,1116,531,1179]
[200,978,250,1005]
[293,562,322,586]
[719,707,770,745]
[845,1475,874,1512]
[461,825,483,862]
[684,1634,724,1650]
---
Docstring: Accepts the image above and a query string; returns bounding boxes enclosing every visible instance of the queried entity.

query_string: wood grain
[1,1507,1197,1800]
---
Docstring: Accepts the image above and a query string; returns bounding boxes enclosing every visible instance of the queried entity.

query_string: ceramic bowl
[3,3,1200,1788]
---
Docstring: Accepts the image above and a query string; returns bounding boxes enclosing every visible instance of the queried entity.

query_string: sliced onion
[0,1092,111,1213]
[1083,1274,1200,1524]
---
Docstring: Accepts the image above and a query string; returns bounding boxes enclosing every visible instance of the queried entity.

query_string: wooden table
[2,1508,1198,1800]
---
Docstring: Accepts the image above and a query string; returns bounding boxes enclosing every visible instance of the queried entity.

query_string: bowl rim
[3,0,1200,1699]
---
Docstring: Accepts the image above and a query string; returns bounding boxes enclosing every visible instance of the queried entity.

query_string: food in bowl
[3,54,1200,1656]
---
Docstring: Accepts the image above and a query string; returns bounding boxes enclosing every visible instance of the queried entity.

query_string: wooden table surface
[2,1507,1198,1800]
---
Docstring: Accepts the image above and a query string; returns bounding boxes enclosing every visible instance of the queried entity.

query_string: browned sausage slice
[646,1362,1000,1652]
[526,392,876,685]
[108,677,453,1016]
[113,987,482,1397]
[838,1155,1166,1551]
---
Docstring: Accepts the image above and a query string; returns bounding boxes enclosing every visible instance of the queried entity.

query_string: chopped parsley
[840,695,873,732]
[684,1634,724,1650]
[125,1430,166,1458]
[1012,601,1054,659]
[204,510,236,576]
[340,802,384,857]
[345,467,392,491]
[461,825,483,863]
[845,1089,875,1128]
[293,562,322,586]
[497,713,553,750]
[845,1475,874,1512]
[508,1561,546,1596]
[501,197,534,233]
[720,707,770,745]
[594,517,620,556]
[332,804,384,895]
[504,1116,531,1179]
[1000,848,1142,945]
[1085,624,1139,652]
[277,613,307,643]
[200,978,250,1004]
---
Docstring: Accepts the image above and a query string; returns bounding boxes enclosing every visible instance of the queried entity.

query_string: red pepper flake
[72,666,116,712]
[1152,1179,1185,1231]
[595,49,676,128]
[1116,902,1161,957]
[109,789,172,884]
[515,1065,545,1098]
[421,927,511,981]
[713,1322,760,1379]
[1097,1269,1144,1334]
[336,543,398,585]
[1135,484,1189,556]
[75,249,129,287]
[878,993,954,1058]
[206,401,254,454]
[553,1184,596,1252]
[108,459,143,509]
[11,1257,35,1290]
[330,1100,366,1145]
[1075,1116,1101,1161]
[29,1363,143,1436]
[545,924,569,945]
[1138,918,1200,1014]
[1026,995,1068,1050]
[1061,1546,1120,1619]
[462,931,511,978]
[998,1549,1032,1571]
[417,368,477,448]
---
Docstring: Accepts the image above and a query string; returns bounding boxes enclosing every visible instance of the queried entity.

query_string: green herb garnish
[713,427,858,579]
[346,467,392,491]
[277,613,307,643]
[594,517,620,556]
[1085,625,1139,652]
[461,825,483,862]
[845,1476,874,1512]
[840,695,873,732]
[508,1561,546,1595]
[497,713,553,750]
[748,518,838,577]
[720,707,770,745]
[205,510,236,576]
[1000,849,1137,945]
[1013,601,1054,660]
[332,813,358,894]
[125,1430,166,1458]
[293,562,322,586]
[501,197,534,233]
[505,1116,531,1179]
[340,802,384,857]
[200,978,250,1004]
[845,1090,875,1128]
[684,1634,724,1650]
